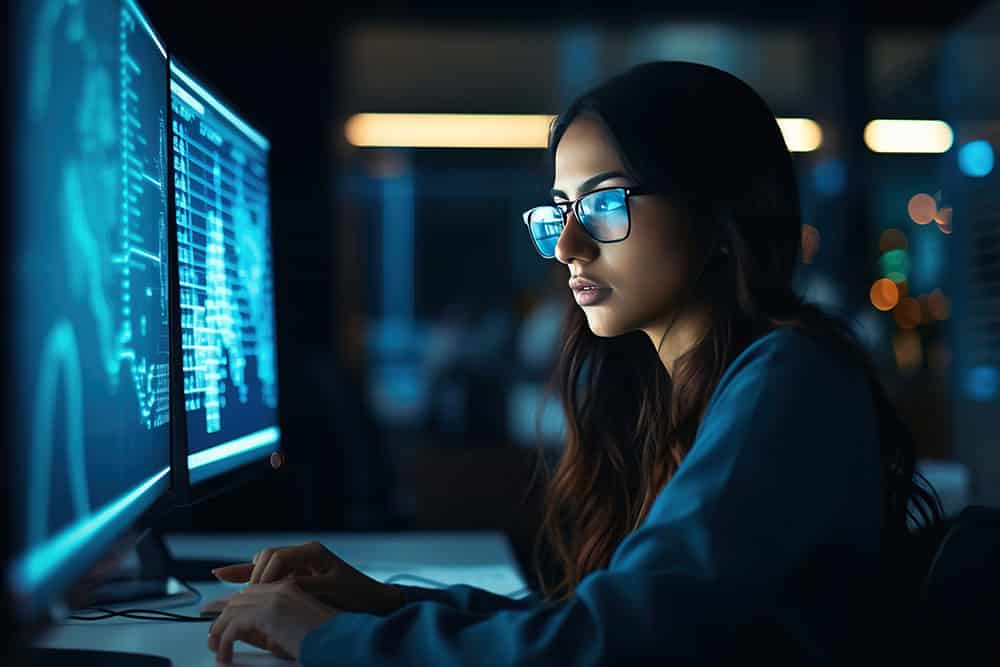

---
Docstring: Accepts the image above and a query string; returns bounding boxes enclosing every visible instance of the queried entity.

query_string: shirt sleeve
[300,329,885,666]
[394,583,542,613]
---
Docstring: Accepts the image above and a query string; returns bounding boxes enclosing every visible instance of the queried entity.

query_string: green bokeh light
[880,249,910,283]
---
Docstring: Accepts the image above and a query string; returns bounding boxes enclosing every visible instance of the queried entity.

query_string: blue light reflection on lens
[580,189,628,241]
[528,207,563,258]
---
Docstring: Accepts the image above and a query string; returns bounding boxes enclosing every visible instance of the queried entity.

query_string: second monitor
[169,60,281,488]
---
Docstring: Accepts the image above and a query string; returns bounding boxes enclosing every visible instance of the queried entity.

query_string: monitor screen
[6,0,171,618]
[169,60,281,485]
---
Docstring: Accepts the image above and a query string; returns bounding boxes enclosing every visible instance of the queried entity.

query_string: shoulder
[734,325,844,368]
[723,325,864,382]
[704,326,873,419]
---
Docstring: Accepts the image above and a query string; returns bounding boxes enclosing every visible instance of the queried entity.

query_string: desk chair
[914,505,1000,661]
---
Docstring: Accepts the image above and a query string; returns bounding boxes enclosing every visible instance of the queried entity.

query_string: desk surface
[35,532,528,666]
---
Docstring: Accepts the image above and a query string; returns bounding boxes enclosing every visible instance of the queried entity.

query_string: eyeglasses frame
[521,185,652,258]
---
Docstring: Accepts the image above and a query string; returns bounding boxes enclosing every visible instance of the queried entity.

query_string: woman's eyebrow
[550,170,629,200]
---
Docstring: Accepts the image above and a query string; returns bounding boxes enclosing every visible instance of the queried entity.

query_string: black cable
[69,576,208,623]
[68,574,532,623]
[68,607,209,622]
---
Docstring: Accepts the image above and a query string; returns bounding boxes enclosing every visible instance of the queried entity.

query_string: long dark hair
[533,61,944,601]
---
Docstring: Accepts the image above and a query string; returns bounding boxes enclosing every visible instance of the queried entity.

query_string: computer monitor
[5,0,174,634]
[168,59,281,493]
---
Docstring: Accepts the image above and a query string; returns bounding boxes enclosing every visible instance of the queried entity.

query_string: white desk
[35,532,528,666]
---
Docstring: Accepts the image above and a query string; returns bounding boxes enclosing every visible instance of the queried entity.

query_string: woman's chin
[584,313,626,338]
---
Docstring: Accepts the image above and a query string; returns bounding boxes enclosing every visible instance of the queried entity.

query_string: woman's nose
[554,210,598,265]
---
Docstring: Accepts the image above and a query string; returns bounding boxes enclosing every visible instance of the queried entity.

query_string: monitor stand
[26,648,171,666]
[137,529,234,582]
[73,528,225,609]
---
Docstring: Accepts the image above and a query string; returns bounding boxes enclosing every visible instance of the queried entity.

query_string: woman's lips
[572,286,611,306]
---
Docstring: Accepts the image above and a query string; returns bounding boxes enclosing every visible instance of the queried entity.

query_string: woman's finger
[258,545,314,584]
[216,614,253,664]
[249,547,282,584]
[216,621,292,661]
[198,596,230,615]
[265,635,295,660]
[212,563,253,583]
[208,589,296,661]
[207,606,233,652]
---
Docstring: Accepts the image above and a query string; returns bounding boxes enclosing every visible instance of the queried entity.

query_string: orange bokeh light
[936,206,953,234]
[893,331,923,372]
[893,297,922,329]
[928,289,951,320]
[870,278,900,311]
[908,193,937,225]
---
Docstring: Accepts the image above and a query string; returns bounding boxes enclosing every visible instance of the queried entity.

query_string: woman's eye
[594,198,621,213]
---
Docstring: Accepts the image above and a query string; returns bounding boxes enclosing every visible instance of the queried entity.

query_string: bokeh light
[918,295,931,324]
[892,331,923,372]
[813,158,846,196]
[879,228,908,254]
[801,224,821,264]
[880,249,911,283]
[958,140,995,178]
[966,366,999,401]
[908,193,937,225]
[864,120,954,154]
[893,297,922,329]
[935,207,953,234]
[928,288,951,320]
[345,113,555,149]
[776,118,823,152]
[870,278,900,311]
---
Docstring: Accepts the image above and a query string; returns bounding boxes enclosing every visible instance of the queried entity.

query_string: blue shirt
[301,327,887,665]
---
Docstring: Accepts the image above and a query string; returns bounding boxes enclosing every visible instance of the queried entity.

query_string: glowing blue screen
[169,61,281,484]
[8,0,171,614]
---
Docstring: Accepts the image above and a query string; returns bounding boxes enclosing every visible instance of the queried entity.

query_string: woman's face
[552,116,696,339]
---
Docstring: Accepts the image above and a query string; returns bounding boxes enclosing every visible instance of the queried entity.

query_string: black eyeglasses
[521,185,651,259]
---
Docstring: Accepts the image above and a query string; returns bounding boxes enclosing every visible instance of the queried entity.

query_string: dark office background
[142,0,998,579]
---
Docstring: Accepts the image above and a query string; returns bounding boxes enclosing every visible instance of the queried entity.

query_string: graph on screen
[8,0,171,606]
[169,61,280,483]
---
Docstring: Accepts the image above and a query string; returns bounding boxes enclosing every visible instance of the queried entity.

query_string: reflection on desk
[36,532,528,666]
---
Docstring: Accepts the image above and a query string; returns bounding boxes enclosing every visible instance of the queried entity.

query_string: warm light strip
[776,118,823,152]
[346,113,825,151]
[345,114,557,148]
[864,120,954,154]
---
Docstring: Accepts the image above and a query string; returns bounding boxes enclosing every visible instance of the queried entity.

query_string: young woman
[204,61,943,665]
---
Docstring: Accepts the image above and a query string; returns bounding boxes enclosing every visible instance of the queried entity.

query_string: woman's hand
[206,540,404,616]
[206,580,336,663]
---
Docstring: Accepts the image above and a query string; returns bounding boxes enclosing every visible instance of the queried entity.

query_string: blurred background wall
[146,0,998,579]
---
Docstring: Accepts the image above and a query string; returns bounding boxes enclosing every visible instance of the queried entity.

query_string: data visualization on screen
[7,0,170,615]
[169,61,281,484]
